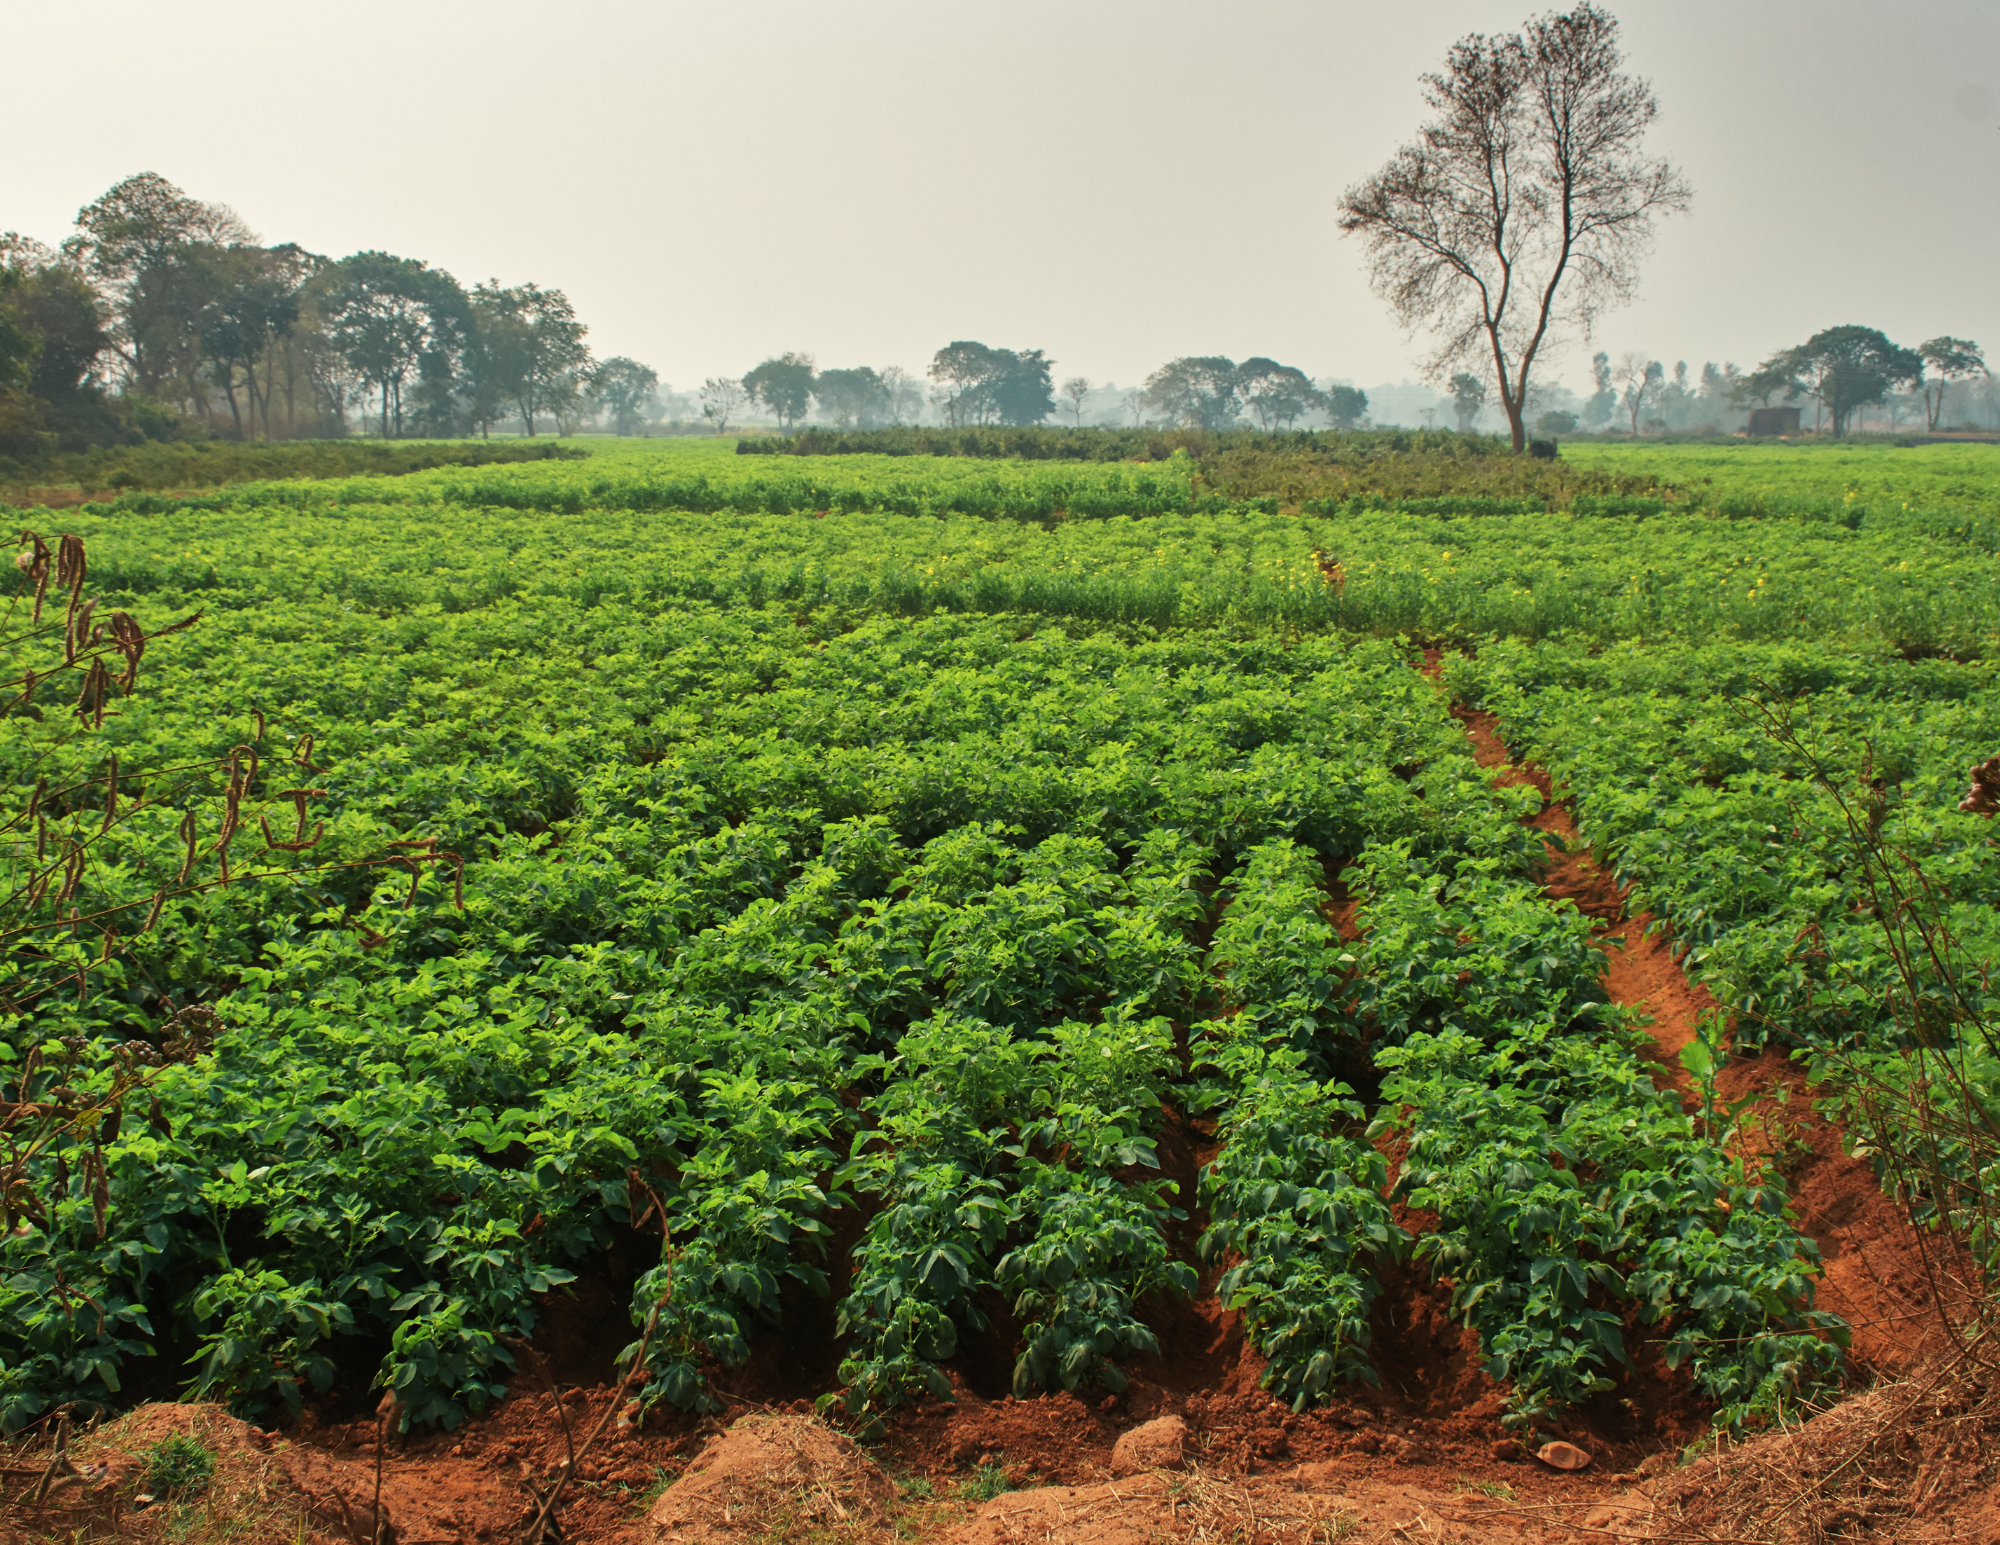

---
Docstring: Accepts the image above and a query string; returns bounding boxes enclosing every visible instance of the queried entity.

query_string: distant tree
[881,365,925,425]
[1236,358,1323,429]
[1615,353,1662,433]
[64,173,254,401]
[1323,383,1369,430]
[0,244,111,410]
[813,366,891,430]
[1337,4,1691,451]
[1732,355,1797,411]
[1582,350,1616,427]
[1448,370,1487,432]
[928,340,1000,426]
[1536,409,1579,436]
[1142,356,1240,430]
[322,253,470,438]
[1778,326,1923,436]
[1697,360,1738,402]
[1918,336,1987,431]
[470,281,589,437]
[589,356,660,435]
[744,352,815,431]
[197,244,302,440]
[927,342,1053,426]
[1060,376,1093,427]
[699,376,748,435]
[1654,359,1695,431]
[990,348,1055,425]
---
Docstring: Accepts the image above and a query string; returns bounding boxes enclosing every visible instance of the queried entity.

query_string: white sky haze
[10,0,2000,397]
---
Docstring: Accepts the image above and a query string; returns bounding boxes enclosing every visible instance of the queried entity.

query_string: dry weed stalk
[1650,693,2000,1542]
[0,528,464,1023]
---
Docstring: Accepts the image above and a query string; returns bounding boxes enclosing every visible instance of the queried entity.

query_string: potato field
[1,435,1995,1526]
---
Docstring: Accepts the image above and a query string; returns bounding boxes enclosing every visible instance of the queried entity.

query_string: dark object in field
[1747,407,1802,437]
[1529,439,1558,460]
[1960,754,2000,817]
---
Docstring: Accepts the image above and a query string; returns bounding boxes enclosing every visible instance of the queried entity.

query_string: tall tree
[1141,356,1240,430]
[989,349,1055,426]
[880,365,925,425]
[928,340,999,426]
[1337,4,1691,451]
[1777,326,1922,437]
[926,342,1053,427]
[1582,349,1615,427]
[588,356,660,435]
[1448,370,1488,431]
[1615,353,1661,432]
[470,282,588,437]
[812,366,890,429]
[197,244,301,440]
[1323,383,1369,430]
[322,253,470,438]
[1236,358,1324,428]
[700,376,748,434]
[1917,336,1987,431]
[64,173,253,402]
[1060,376,1094,427]
[744,352,816,431]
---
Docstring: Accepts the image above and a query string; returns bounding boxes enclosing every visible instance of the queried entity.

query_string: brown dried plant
[0,528,462,1020]
[0,528,462,1263]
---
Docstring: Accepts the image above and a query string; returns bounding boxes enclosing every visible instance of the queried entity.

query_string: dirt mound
[2,1402,364,1545]
[940,1466,1507,1545]
[1109,1414,1186,1475]
[645,1414,893,1542]
[1639,1349,2000,1544]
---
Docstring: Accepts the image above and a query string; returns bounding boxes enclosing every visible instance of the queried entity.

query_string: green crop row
[1445,640,2000,1053]
[7,438,1974,1440]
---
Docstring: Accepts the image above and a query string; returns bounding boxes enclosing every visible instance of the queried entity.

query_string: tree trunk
[245,358,263,441]
[222,367,244,440]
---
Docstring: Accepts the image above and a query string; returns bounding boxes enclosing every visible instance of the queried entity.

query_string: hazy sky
[11,0,1999,397]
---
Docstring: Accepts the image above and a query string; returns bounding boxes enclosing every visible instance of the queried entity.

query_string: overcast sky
[11,0,1998,396]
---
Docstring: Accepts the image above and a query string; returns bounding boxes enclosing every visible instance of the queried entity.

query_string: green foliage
[959,1462,1012,1501]
[0,433,1979,1443]
[1360,848,1846,1431]
[145,1432,215,1498]
[0,436,584,493]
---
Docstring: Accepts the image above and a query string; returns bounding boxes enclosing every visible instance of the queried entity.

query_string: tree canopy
[927,342,1054,427]
[1752,326,1922,436]
[1338,3,1691,451]
[1,171,658,449]
[1141,357,1241,430]
[744,353,816,431]
[813,366,891,430]
[1236,358,1323,429]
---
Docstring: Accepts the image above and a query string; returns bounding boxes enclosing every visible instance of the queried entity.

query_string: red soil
[11,652,1957,1543]
[1442,674,1945,1380]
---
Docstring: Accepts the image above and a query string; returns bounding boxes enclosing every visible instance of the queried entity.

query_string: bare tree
[1060,376,1094,427]
[1337,4,1691,452]
[1918,337,1988,431]
[1615,351,1662,433]
[699,376,748,435]
[881,365,925,425]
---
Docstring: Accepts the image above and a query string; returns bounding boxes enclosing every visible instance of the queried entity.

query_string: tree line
[1516,329,1990,440]
[1,173,666,457]
[698,348,1371,436]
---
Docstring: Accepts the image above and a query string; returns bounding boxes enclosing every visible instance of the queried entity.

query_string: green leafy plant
[144,1431,215,1499]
